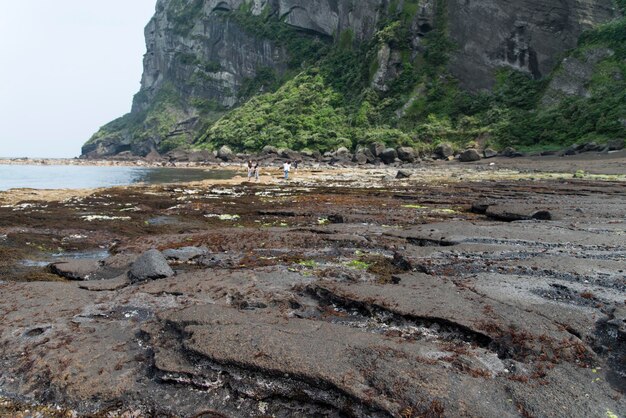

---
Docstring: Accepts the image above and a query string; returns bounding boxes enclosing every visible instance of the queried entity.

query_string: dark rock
[582,142,602,152]
[434,143,454,159]
[369,142,386,158]
[561,146,578,156]
[162,246,209,263]
[217,145,235,161]
[128,249,174,283]
[486,206,553,222]
[501,147,526,158]
[483,148,498,158]
[459,149,481,162]
[396,170,412,179]
[327,214,345,224]
[380,148,398,164]
[607,139,625,151]
[540,150,559,156]
[397,147,418,163]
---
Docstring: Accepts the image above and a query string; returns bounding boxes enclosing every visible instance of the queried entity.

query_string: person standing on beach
[283,161,291,180]
[247,160,254,182]
[254,162,260,182]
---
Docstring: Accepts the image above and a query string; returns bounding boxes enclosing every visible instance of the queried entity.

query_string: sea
[0,164,236,191]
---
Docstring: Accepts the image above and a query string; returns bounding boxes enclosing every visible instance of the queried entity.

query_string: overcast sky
[0,1,156,158]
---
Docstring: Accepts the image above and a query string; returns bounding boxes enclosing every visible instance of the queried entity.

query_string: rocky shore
[0,156,624,417]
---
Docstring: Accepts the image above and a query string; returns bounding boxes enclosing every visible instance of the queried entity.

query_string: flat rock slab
[78,275,130,291]
[311,273,588,362]
[155,305,513,418]
[162,246,209,262]
[49,259,101,281]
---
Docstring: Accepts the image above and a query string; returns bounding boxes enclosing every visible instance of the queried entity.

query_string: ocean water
[0,164,236,191]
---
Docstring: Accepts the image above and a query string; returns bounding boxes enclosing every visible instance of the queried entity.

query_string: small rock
[483,148,498,159]
[128,249,174,283]
[396,169,412,179]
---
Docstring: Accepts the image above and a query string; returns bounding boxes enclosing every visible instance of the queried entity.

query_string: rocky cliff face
[82,0,621,158]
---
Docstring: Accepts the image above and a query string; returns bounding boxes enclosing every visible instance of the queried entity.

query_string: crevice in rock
[306,285,495,351]
[151,319,394,417]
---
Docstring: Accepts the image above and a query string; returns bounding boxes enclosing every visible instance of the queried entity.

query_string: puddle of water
[20,249,110,268]
[51,249,110,260]
[147,216,181,226]
[20,260,50,267]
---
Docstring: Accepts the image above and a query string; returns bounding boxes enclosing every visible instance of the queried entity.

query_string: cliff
[82,0,624,158]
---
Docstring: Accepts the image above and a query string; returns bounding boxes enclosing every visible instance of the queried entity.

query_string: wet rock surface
[0,161,624,417]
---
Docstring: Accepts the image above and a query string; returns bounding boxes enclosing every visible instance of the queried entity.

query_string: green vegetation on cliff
[195,3,624,153]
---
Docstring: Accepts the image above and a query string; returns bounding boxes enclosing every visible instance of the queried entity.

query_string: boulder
[581,142,602,152]
[332,147,353,162]
[335,146,351,156]
[369,142,386,158]
[280,149,300,160]
[380,148,398,164]
[188,150,212,163]
[483,148,498,159]
[459,149,481,162]
[128,249,174,283]
[353,152,369,165]
[500,147,525,158]
[162,246,209,263]
[397,147,418,163]
[396,170,412,179]
[262,145,278,155]
[434,143,454,160]
[144,149,162,163]
[561,146,578,156]
[167,148,189,162]
[217,145,235,161]
[607,139,625,151]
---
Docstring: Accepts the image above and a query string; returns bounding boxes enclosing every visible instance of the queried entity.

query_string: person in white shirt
[283,161,291,180]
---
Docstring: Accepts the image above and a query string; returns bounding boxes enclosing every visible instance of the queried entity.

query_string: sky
[0,1,156,158]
